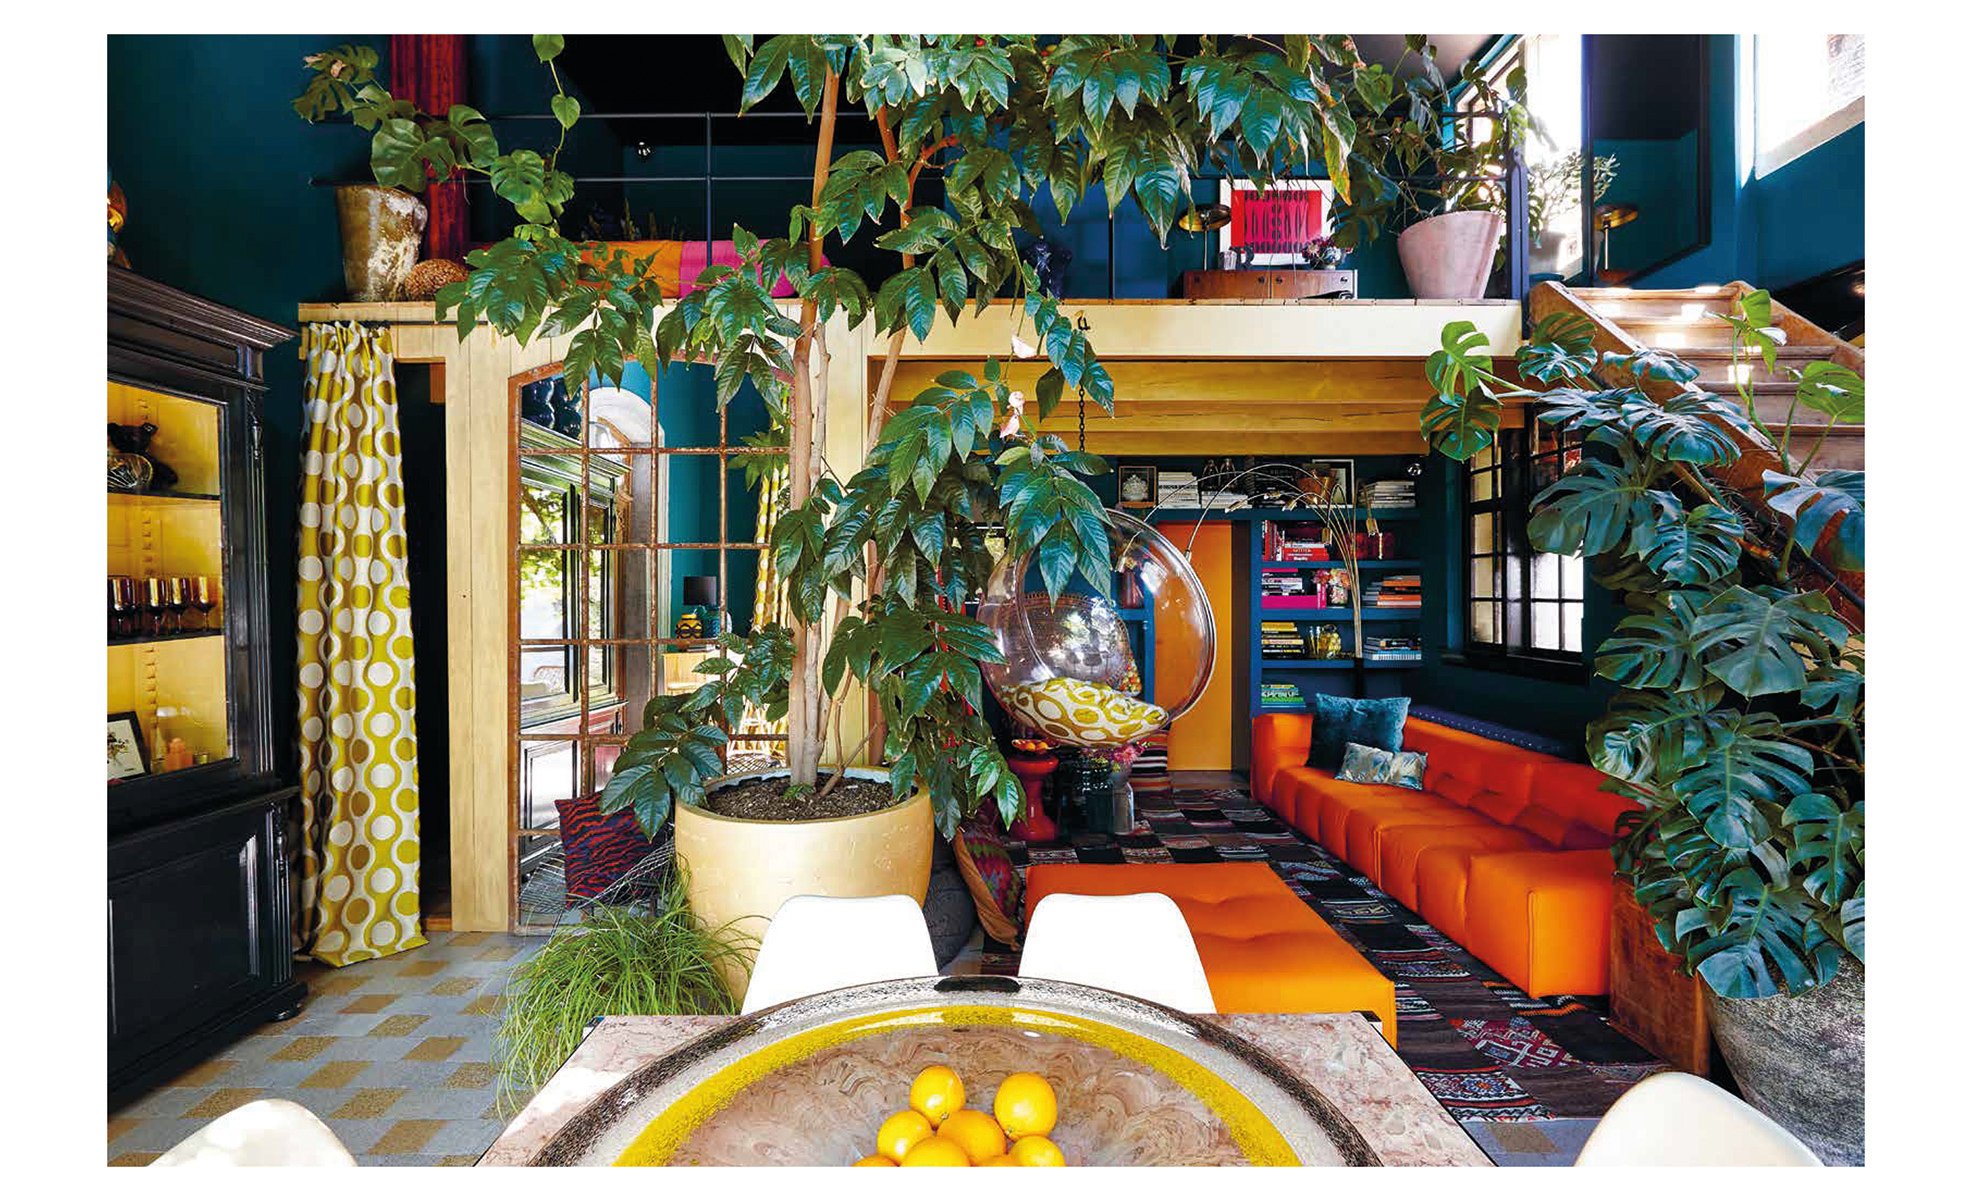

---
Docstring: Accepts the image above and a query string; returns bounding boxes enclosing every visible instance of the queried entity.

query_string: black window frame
[1456,419,1588,677]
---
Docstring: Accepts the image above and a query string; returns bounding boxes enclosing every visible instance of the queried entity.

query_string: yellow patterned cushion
[1003,677,1169,748]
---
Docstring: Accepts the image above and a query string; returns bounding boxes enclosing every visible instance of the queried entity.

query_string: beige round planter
[334,183,428,302]
[674,768,933,999]
[1397,209,1505,299]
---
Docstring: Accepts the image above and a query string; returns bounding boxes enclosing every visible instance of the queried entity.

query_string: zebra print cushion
[556,792,664,902]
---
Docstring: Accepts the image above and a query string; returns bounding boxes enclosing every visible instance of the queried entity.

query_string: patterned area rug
[982,785,1662,1130]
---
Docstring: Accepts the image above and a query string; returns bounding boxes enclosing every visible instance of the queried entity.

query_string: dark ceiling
[552,35,1502,148]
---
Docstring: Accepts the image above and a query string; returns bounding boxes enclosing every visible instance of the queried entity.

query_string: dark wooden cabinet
[107,269,304,1101]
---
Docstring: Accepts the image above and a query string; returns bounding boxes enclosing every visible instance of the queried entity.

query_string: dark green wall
[109,34,387,780]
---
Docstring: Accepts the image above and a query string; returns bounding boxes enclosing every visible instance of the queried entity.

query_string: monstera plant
[1419,295,1864,1003]
[298,34,1472,840]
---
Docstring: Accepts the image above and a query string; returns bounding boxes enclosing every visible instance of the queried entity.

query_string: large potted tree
[299,33,1453,987]
[1418,293,1865,1162]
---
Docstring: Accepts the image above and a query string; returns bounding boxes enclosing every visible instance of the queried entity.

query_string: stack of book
[1364,574,1422,609]
[1362,478,1418,508]
[1363,635,1424,664]
[1260,571,1310,598]
[1261,620,1309,659]
[1259,680,1306,710]
[1158,469,1248,510]
[1260,520,1331,561]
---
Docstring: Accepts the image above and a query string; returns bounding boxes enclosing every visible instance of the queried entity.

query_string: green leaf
[1419,385,1500,461]
[532,34,565,63]
[1690,585,1851,698]
[1527,454,1661,558]
[1629,498,1744,585]
[1785,795,1863,906]
[1795,361,1864,423]
[550,94,580,130]
[1424,321,1493,399]
[1594,591,1712,691]
[1762,468,1864,572]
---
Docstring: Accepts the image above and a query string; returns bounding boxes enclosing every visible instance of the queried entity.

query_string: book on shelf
[1157,470,1249,510]
[1361,479,1418,509]
[1259,681,1305,709]
[1260,520,1333,562]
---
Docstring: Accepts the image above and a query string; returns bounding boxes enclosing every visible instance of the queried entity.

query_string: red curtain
[389,35,469,261]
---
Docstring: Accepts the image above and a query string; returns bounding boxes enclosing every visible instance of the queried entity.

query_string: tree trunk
[784,70,840,788]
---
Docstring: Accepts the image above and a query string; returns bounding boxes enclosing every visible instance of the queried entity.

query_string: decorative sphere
[979,509,1216,749]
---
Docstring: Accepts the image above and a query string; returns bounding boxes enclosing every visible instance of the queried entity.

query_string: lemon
[980,1154,1018,1166]
[1008,1135,1066,1167]
[992,1072,1058,1139]
[900,1135,972,1167]
[909,1064,966,1125]
[853,1155,897,1167]
[938,1108,1007,1164]
[875,1109,934,1162]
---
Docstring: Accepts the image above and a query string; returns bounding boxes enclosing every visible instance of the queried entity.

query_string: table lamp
[679,574,719,638]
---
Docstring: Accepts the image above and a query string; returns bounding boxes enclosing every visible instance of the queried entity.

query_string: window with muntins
[1464,419,1585,664]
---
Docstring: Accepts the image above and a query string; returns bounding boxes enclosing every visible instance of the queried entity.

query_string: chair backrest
[151,1098,357,1167]
[740,894,938,1015]
[1019,892,1216,1012]
[1574,1071,1823,1166]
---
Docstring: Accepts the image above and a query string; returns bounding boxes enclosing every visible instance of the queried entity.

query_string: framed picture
[1218,179,1337,265]
[1301,458,1356,507]
[1118,464,1158,508]
[108,711,149,781]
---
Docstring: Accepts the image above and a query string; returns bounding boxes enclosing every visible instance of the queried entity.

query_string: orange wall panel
[1159,520,1234,771]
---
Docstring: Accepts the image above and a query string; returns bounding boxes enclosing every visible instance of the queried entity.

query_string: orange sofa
[1251,713,1633,998]
[1024,862,1398,1046]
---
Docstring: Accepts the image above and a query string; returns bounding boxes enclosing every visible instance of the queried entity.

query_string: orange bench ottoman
[1023,862,1397,1046]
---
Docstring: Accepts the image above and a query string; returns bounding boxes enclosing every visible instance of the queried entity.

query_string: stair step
[1611,318,1739,348]
[1699,378,1798,396]
[1583,294,1737,321]
[1572,286,1742,304]
[1678,345,1835,363]
[1752,395,1862,427]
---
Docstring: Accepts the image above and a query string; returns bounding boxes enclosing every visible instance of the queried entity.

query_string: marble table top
[480,1011,1488,1167]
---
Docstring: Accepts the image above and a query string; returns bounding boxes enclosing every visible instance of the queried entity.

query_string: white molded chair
[1574,1071,1823,1166]
[740,894,938,1014]
[151,1098,357,1167]
[1019,892,1217,1012]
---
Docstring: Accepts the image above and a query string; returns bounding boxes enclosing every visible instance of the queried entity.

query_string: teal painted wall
[1635,34,1864,290]
[109,34,387,780]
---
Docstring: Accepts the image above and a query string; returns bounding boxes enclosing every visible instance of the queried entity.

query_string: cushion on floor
[1024,862,1398,1046]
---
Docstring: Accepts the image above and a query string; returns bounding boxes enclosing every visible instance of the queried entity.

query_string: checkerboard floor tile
[109,930,542,1167]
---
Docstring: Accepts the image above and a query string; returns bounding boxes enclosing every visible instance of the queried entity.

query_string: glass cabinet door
[107,381,234,783]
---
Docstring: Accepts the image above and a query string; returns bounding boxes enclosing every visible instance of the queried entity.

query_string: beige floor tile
[430,977,478,997]
[182,1088,264,1119]
[109,1152,161,1167]
[299,1060,373,1089]
[332,1088,407,1119]
[107,1117,141,1144]
[270,1036,338,1062]
[368,1013,430,1038]
[1488,1123,1559,1154]
[460,995,503,1017]
[403,1036,467,1062]
[339,993,399,1014]
[369,1119,445,1155]
[445,1062,496,1090]
[437,1154,482,1166]
[397,959,446,977]
[310,972,367,996]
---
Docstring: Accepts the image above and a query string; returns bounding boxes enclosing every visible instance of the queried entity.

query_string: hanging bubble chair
[979,509,1217,749]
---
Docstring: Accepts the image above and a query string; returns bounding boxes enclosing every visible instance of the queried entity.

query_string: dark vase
[922,836,978,967]
[1704,955,1865,1164]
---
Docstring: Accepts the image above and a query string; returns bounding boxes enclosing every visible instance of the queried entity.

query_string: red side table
[1007,748,1059,843]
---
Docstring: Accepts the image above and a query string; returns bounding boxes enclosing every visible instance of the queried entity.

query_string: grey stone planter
[1705,955,1864,1164]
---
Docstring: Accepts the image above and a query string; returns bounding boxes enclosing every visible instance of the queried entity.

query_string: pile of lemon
[853,1065,1065,1167]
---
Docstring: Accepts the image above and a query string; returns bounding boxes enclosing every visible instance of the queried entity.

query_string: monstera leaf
[1683,867,1844,999]
[1690,585,1850,698]
[1763,468,1864,572]
[1671,708,1815,848]
[1602,346,1701,386]
[1516,312,1598,383]
[1526,451,1666,558]
[1795,360,1865,423]
[1594,591,1712,690]
[1587,685,1729,785]
[1424,321,1495,402]
[1627,496,1744,585]
[1785,794,1863,906]
[1532,387,1634,437]
[1420,385,1502,461]
[1619,390,1749,467]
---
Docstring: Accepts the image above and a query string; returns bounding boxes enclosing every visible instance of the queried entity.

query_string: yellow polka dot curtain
[294,322,427,966]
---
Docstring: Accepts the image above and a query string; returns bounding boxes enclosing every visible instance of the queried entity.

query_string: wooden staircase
[1538,282,1864,472]
[1530,280,1864,611]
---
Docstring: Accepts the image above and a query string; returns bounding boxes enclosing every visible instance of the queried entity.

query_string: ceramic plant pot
[673,768,933,998]
[1704,955,1865,1164]
[1397,210,1506,299]
[334,184,428,301]
[922,835,979,967]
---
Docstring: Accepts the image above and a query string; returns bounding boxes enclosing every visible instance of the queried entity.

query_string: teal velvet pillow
[1306,694,1410,772]
[1336,741,1429,790]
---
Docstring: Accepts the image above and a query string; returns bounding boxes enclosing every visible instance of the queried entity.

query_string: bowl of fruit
[528,976,1379,1166]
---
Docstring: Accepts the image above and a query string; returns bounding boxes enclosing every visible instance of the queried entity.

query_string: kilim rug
[980,785,1663,1130]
